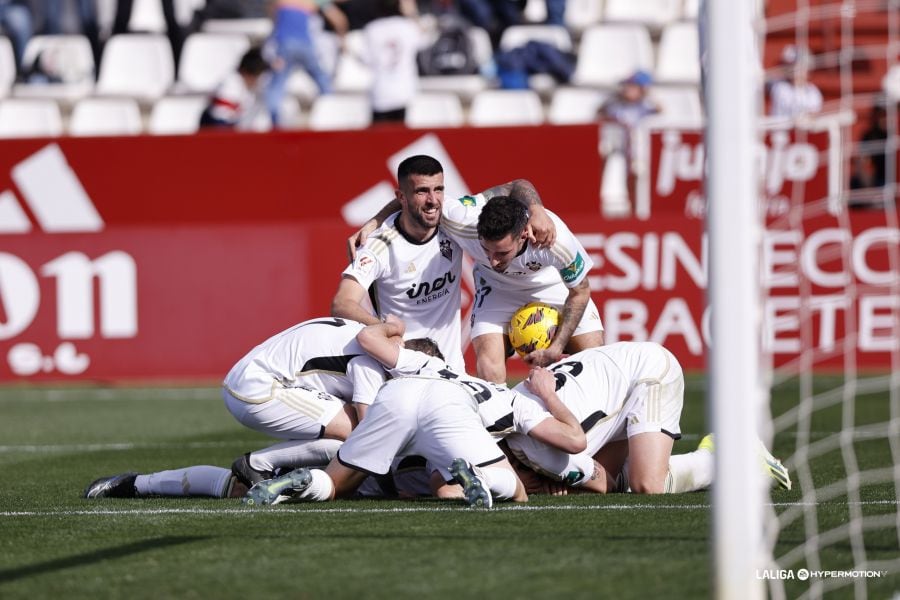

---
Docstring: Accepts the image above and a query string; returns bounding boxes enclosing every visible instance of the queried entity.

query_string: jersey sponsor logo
[406,270,457,305]
[560,252,585,283]
[2,144,138,378]
[440,239,453,261]
[526,260,542,271]
[458,195,477,207]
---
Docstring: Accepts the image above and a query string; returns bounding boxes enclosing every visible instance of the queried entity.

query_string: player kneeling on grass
[489,342,791,494]
[243,317,587,508]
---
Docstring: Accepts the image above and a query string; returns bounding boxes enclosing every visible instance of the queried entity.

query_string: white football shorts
[222,384,346,440]
[337,377,506,480]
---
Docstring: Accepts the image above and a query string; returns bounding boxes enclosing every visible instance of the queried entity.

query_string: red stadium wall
[0,125,896,382]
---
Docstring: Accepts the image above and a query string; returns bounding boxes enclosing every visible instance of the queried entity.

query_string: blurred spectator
[598,70,660,214]
[113,0,186,72]
[199,46,269,129]
[0,0,33,78]
[544,0,564,26]
[189,0,269,25]
[264,0,349,127]
[39,0,101,67]
[850,104,888,190]
[458,0,523,47]
[495,40,573,90]
[417,13,478,76]
[364,0,421,124]
[768,44,822,118]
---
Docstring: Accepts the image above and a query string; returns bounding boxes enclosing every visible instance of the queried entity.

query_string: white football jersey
[506,342,682,443]
[440,194,593,292]
[342,212,464,370]
[223,317,386,406]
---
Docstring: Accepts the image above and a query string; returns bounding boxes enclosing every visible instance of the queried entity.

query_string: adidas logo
[406,263,416,274]
[0,144,104,234]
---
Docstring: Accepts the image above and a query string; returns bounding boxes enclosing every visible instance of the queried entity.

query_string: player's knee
[629,475,666,494]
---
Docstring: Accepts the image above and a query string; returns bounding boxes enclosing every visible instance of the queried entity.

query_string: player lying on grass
[242,317,588,508]
[348,167,603,384]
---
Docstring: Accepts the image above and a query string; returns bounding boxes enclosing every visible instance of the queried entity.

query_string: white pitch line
[2,499,896,518]
[0,441,247,454]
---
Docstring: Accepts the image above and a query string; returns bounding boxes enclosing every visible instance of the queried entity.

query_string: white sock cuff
[302,469,335,502]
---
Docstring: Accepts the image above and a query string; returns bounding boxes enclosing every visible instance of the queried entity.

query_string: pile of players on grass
[83,155,791,507]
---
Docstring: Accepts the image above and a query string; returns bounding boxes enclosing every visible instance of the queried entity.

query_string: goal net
[736,1,900,598]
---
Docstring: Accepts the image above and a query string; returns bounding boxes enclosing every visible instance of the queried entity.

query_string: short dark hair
[404,337,444,360]
[238,47,268,76]
[476,196,529,241]
[397,155,443,184]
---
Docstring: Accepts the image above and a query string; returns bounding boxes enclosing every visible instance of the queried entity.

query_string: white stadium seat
[177,32,251,94]
[547,87,608,125]
[468,89,544,127]
[69,97,143,136]
[499,25,573,52]
[655,22,701,85]
[564,0,604,34]
[332,31,373,93]
[0,37,16,99]
[572,24,654,88]
[13,35,95,103]
[405,93,465,128]
[648,86,704,122]
[603,0,682,30]
[308,94,371,130]
[418,75,488,103]
[0,99,64,138]
[148,95,207,134]
[201,19,273,42]
[96,34,175,101]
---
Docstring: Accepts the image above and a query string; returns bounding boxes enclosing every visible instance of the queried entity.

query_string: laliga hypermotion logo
[0,144,137,377]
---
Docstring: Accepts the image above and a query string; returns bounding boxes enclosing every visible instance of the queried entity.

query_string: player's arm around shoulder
[521,367,586,454]
[356,315,406,369]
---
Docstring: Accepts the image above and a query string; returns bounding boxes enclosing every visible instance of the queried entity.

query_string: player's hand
[542,480,568,496]
[524,366,556,396]
[524,348,562,368]
[347,220,379,261]
[525,206,556,247]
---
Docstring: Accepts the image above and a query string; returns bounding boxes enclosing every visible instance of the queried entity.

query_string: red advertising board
[0,125,897,382]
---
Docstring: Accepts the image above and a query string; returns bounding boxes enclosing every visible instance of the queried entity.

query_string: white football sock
[135,466,233,498]
[296,468,335,502]
[481,467,518,500]
[251,439,343,472]
[665,449,714,493]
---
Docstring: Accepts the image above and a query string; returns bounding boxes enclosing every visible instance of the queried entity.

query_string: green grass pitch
[0,378,897,599]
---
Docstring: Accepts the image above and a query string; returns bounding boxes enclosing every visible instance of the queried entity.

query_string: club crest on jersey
[440,239,452,261]
[560,252,585,283]
[458,195,477,207]
[526,260,542,271]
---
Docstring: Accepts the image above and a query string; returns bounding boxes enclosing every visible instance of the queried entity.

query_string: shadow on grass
[0,536,206,584]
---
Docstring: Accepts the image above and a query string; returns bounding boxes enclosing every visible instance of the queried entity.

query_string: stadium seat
[564,0,604,34]
[648,86,703,123]
[176,32,251,94]
[69,97,144,136]
[468,89,544,126]
[419,75,488,103]
[13,35,95,103]
[307,94,371,130]
[603,0,682,30]
[96,34,175,101]
[0,37,15,99]
[405,93,465,128]
[523,0,547,23]
[655,22,701,85]
[148,95,207,134]
[201,19,273,42]
[547,87,608,124]
[572,24,654,88]
[468,26,494,69]
[0,99,64,137]
[499,25,573,52]
[128,0,166,33]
